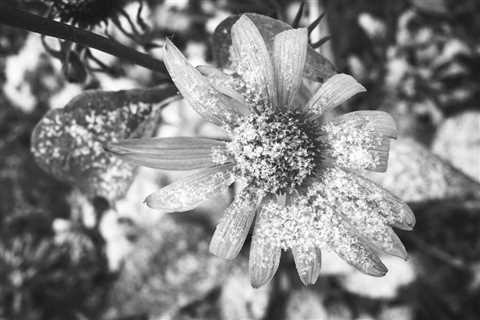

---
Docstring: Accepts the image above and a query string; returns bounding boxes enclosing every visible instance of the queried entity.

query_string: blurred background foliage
[1,0,480,319]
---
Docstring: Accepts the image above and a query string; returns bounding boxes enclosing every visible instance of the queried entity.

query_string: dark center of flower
[229,110,317,194]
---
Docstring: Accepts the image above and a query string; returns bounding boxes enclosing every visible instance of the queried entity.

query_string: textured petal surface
[163,39,245,126]
[317,111,397,172]
[231,15,277,109]
[212,13,336,82]
[107,137,232,170]
[210,187,260,259]
[253,187,389,278]
[196,65,249,112]
[273,28,308,107]
[292,245,322,285]
[249,198,282,288]
[312,168,408,259]
[305,74,366,116]
[145,164,235,211]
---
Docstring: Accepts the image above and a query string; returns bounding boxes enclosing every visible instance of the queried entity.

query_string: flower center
[228,110,317,194]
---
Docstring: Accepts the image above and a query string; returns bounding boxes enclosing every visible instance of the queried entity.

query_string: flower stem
[0,3,171,80]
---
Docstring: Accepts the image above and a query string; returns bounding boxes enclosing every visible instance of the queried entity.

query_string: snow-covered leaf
[31,85,177,200]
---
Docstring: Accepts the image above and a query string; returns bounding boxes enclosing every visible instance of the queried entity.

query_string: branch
[0,3,171,80]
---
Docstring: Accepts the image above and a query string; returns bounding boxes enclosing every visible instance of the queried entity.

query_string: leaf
[365,138,480,203]
[31,84,178,200]
[109,215,230,318]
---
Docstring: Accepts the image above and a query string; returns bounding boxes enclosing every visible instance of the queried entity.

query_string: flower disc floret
[228,110,316,194]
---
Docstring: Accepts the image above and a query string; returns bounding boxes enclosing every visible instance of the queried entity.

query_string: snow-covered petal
[196,65,249,111]
[106,137,232,170]
[323,213,387,276]
[292,245,322,285]
[273,28,308,107]
[231,15,277,108]
[312,168,408,259]
[317,111,397,172]
[212,13,336,82]
[209,188,259,259]
[145,164,235,211]
[249,200,282,288]
[350,172,416,230]
[330,111,398,138]
[305,74,366,116]
[163,39,245,126]
[314,167,414,229]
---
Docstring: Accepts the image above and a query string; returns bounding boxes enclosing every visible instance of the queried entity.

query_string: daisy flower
[107,15,415,288]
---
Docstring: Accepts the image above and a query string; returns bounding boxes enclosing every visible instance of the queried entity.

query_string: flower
[107,14,415,288]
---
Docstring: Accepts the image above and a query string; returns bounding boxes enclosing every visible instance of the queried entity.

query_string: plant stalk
[0,3,170,79]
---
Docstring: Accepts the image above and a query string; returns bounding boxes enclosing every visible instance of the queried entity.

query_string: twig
[0,3,171,80]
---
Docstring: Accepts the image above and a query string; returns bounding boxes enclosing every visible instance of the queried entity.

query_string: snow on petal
[317,111,397,172]
[106,137,232,171]
[144,164,235,211]
[272,28,308,107]
[312,168,408,259]
[350,171,416,230]
[292,245,322,286]
[209,187,260,260]
[249,198,282,288]
[212,13,336,82]
[231,15,277,109]
[163,39,245,126]
[305,73,366,116]
[196,65,250,115]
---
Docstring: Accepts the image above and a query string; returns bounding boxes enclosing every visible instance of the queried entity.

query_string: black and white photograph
[0,0,479,319]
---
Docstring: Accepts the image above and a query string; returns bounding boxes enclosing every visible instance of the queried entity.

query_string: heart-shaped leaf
[31,84,178,200]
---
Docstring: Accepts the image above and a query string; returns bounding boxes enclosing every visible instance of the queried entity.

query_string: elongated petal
[349,171,416,230]
[145,164,235,211]
[107,137,231,170]
[196,65,250,111]
[330,111,398,138]
[305,180,387,276]
[209,188,259,259]
[313,168,407,259]
[318,206,387,276]
[163,39,245,126]
[318,111,397,172]
[292,245,322,285]
[249,200,282,288]
[231,15,277,108]
[273,28,308,107]
[305,74,366,115]
[213,13,336,82]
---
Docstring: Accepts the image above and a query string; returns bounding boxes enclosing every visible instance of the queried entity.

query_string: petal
[145,164,235,211]
[292,245,322,285]
[196,65,250,113]
[322,211,387,276]
[329,111,398,138]
[209,188,260,259]
[163,39,245,126]
[350,172,416,230]
[272,28,308,107]
[249,200,282,288]
[305,74,366,116]
[306,181,388,276]
[317,111,397,172]
[314,168,407,259]
[107,137,232,170]
[231,15,277,108]
[212,13,336,82]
